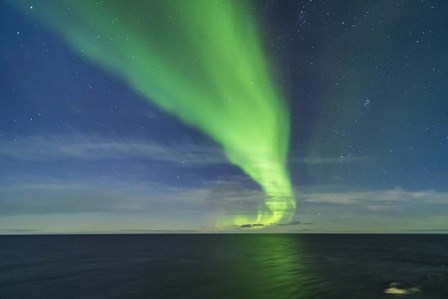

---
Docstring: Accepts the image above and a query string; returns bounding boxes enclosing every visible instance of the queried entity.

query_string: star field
[1,0,447,233]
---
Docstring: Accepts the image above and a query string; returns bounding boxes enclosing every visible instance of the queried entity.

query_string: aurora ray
[13,0,295,226]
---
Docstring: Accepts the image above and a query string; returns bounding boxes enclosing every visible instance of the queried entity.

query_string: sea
[0,234,447,299]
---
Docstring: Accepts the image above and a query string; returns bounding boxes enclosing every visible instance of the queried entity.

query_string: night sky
[1,0,447,233]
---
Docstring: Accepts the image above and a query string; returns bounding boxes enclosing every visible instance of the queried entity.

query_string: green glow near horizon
[15,0,295,226]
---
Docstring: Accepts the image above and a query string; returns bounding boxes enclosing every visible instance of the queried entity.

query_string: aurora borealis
[1,0,448,233]
[12,0,294,226]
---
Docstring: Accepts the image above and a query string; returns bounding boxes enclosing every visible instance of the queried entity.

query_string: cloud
[290,156,370,165]
[294,187,448,230]
[2,173,447,223]
[0,180,196,216]
[0,135,227,165]
[0,135,372,167]
[299,188,448,206]
[0,178,447,232]
[0,176,268,217]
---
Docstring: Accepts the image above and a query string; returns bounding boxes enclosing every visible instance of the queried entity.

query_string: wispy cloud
[0,135,371,166]
[299,188,448,206]
[0,177,267,217]
[0,135,446,232]
[0,180,194,215]
[0,135,227,164]
[290,156,370,165]
[293,187,448,231]
[1,174,447,219]
[0,178,447,232]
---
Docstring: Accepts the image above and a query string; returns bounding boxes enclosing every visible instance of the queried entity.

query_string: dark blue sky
[1,0,447,232]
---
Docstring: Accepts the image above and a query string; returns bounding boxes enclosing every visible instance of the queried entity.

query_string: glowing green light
[14,0,295,226]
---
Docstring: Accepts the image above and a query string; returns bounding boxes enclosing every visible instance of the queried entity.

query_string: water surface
[0,234,447,298]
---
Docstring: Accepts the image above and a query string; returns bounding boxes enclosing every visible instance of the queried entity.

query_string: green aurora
[13,0,295,227]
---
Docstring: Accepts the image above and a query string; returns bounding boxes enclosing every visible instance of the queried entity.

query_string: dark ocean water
[0,234,447,299]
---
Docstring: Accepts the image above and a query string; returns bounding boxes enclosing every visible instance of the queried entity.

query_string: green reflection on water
[204,235,314,299]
